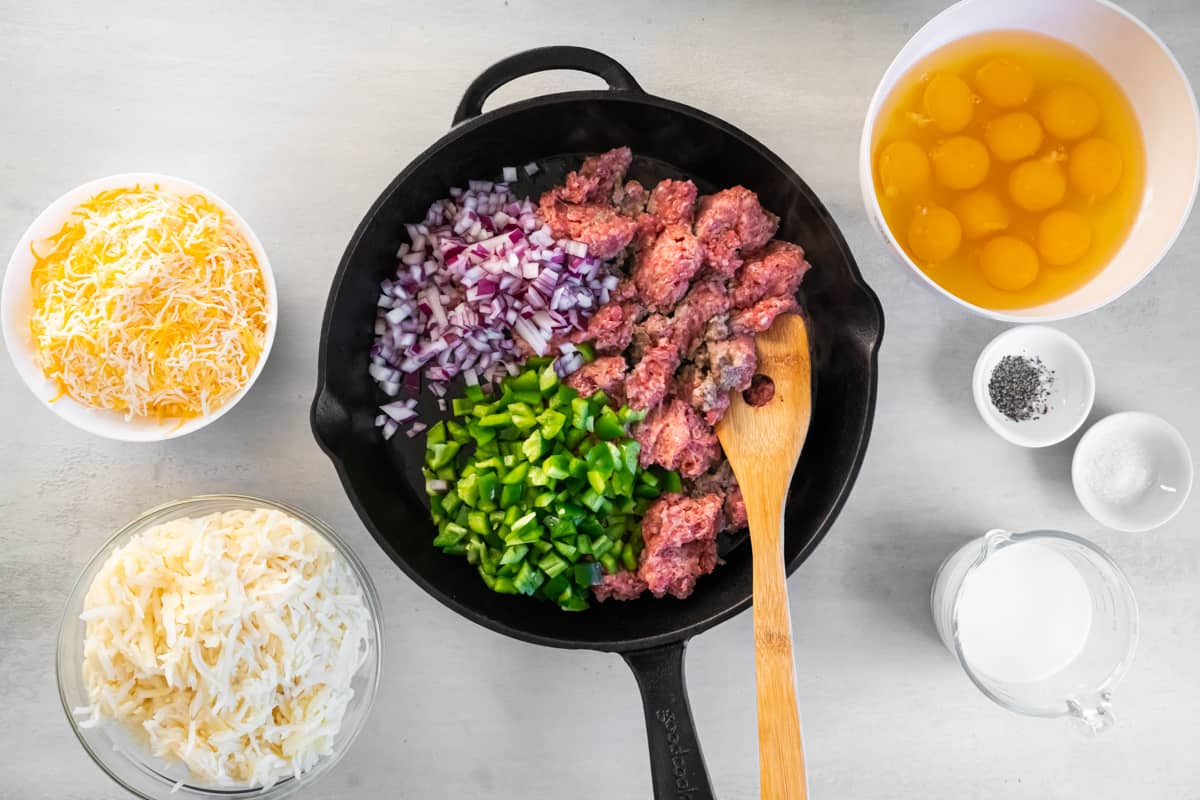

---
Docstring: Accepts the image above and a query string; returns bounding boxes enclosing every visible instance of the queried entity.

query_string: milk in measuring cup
[955,541,1093,683]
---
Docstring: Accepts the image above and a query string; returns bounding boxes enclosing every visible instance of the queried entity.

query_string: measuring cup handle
[1068,692,1116,736]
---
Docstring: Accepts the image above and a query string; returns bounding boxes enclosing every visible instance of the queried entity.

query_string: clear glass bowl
[56,495,383,799]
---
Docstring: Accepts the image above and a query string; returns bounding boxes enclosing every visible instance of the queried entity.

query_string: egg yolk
[931,136,990,190]
[980,235,1040,291]
[923,74,975,133]
[1037,210,1093,266]
[984,111,1043,163]
[878,140,931,197]
[908,205,962,263]
[955,189,1010,240]
[974,58,1034,109]
[1009,157,1066,211]
[1068,137,1124,200]
[1041,85,1100,140]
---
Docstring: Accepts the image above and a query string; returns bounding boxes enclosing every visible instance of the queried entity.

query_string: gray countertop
[2,1,1198,798]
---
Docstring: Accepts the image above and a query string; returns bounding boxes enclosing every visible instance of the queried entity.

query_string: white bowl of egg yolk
[860,0,1200,322]
[1,174,278,441]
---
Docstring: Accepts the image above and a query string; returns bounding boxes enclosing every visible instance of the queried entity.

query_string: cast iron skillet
[312,46,883,799]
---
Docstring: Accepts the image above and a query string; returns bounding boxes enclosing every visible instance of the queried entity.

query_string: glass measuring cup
[931,530,1138,733]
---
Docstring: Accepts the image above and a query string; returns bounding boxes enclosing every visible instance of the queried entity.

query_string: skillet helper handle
[453,46,643,125]
[623,643,715,800]
[747,496,808,799]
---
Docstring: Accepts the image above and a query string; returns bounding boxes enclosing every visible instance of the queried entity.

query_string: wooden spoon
[715,312,811,799]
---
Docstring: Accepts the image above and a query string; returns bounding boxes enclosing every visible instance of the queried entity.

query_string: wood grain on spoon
[715,312,811,800]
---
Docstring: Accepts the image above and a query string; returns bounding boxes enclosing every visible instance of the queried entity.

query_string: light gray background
[2,1,1197,798]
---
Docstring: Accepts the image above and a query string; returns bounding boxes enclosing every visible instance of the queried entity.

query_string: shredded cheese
[77,508,371,788]
[29,186,269,420]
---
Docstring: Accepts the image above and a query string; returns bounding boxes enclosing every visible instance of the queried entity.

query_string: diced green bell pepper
[514,561,545,595]
[500,482,523,509]
[575,562,602,587]
[456,473,478,507]
[502,461,530,485]
[593,406,624,441]
[499,544,528,566]
[426,441,460,471]
[538,552,569,579]
[521,431,544,462]
[427,420,446,445]
[537,408,567,439]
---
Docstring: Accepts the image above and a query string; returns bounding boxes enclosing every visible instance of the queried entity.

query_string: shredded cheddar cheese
[28,186,269,420]
[77,508,371,788]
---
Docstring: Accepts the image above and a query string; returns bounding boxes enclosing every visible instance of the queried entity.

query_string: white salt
[1087,439,1155,505]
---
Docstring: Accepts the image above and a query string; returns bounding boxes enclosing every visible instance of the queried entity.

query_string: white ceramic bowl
[1,173,277,441]
[1072,412,1193,531]
[973,325,1095,447]
[860,0,1200,322]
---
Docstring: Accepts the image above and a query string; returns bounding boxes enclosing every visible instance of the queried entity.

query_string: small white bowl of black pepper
[973,326,1095,448]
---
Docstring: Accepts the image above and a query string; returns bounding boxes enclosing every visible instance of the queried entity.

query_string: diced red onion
[380,400,418,423]
[368,179,619,436]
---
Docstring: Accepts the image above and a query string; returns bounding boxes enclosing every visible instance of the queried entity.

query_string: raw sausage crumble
[544,148,813,601]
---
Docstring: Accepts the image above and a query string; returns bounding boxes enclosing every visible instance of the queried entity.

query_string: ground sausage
[617,180,648,217]
[632,212,663,251]
[694,186,780,275]
[562,147,633,204]
[564,356,628,404]
[611,277,639,304]
[685,372,730,428]
[637,493,724,599]
[669,279,731,356]
[709,335,757,394]
[731,240,810,309]
[633,224,704,313]
[730,294,798,335]
[724,484,747,530]
[685,335,757,425]
[744,374,775,407]
[575,301,641,354]
[539,191,638,260]
[647,179,698,226]
[631,313,672,361]
[689,461,748,532]
[625,341,681,411]
[634,398,721,478]
[593,569,649,602]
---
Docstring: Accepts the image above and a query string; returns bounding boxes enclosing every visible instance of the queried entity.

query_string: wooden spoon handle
[748,495,808,800]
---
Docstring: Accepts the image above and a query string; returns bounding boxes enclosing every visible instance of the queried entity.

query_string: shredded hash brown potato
[28,186,269,419]
[77,508,371,787]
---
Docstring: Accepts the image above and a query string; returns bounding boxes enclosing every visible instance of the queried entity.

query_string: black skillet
[311,46,884,799]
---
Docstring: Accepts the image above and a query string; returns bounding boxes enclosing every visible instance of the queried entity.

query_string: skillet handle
[623,642,715,800]
[453,46,643,125]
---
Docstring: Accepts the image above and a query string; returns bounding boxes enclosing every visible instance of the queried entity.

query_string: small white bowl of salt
[1072,412,1193,532]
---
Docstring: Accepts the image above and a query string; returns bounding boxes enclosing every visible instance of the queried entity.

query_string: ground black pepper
[988,355,1055,422]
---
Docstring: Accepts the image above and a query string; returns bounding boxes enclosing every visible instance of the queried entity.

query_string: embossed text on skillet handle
[623,642,716,800]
